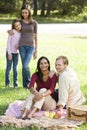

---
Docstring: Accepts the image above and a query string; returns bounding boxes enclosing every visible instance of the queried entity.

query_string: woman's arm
[30,87,42,101]
[7,30,14,35]
[29,87,37,95]
[42,89,52,97]
[33,33,38,59]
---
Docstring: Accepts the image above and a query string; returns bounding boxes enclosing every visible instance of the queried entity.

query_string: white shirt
[57,67,86,107]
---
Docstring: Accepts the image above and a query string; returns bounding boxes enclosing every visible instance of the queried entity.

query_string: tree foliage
[0,0,87,16]
[0,0,22,14]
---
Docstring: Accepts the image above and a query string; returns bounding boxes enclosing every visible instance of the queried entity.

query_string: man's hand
[49,70,55,78]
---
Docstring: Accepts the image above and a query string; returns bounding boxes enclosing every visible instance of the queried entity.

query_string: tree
[33,0,38,16]
[0,0,86,16]
[0,0,22,14]
[40,0,46,16]
[46,0,58,16]
[22,0,30,6]
[57,0,86,15]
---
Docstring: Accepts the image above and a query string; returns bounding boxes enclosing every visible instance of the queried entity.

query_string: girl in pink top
[5,19,21,88]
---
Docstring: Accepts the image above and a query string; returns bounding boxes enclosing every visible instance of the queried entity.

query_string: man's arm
[57,75,69,111]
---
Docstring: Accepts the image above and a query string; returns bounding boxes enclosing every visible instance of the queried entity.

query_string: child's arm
[8,54,12,60]
[7,34,12,60]
[15,44,19,49]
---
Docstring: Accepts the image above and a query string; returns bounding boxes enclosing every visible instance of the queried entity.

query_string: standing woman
[19,5,38,88]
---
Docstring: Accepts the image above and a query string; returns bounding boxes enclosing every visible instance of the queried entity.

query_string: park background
[0,0,87,129]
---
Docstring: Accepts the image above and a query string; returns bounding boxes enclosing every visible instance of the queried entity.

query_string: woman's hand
[33,92,42,102]
[33,50,37,59]
[8,54,12,60]
[7,30,14,35]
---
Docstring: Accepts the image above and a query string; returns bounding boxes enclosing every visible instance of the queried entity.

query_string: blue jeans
[19,46,34,88]
[5,52,19,87]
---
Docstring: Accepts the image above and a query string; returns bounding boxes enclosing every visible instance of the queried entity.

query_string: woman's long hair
[36,56,50,82]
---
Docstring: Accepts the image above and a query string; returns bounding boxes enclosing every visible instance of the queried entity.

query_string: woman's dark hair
[21,5,32,22]
[36,56,50,82]
[12,19,21,29]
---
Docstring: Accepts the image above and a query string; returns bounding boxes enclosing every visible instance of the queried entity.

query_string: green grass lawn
[0,30,87,129]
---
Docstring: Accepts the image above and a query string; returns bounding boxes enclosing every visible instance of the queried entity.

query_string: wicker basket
[66,105,87,122]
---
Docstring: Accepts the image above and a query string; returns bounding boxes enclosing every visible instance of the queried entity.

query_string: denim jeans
[19,46,34,88]
[5,52,19,87]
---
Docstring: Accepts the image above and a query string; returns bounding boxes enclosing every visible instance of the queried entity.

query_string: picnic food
[54,111,62,119]
[45,111,55,118]
[45,111,62,119]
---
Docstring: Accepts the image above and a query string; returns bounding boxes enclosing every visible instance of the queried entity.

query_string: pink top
[29,73,57,93]
[6,29,21,54]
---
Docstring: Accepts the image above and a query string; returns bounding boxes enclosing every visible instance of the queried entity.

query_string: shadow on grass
[0,87,22,95]
[70,36,87,39]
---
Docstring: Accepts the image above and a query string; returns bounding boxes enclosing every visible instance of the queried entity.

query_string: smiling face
[39,58,50,72]
[55,58,67,73]
[21,9,29,19]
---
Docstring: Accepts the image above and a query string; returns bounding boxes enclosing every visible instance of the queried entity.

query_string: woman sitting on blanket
[21,56,58,120]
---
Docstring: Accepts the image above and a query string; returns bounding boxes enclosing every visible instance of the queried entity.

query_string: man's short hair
[56,56,69,65]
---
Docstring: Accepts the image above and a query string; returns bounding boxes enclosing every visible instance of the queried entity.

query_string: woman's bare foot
[27,107,38,119]
[27,114,33,119]
[22,108,28,120]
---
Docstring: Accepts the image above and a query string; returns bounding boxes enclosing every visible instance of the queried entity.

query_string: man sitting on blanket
[54,55,86,117]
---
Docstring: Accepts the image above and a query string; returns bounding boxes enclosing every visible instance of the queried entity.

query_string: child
[5,19,21,88]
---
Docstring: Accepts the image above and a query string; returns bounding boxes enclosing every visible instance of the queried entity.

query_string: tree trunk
[33,0,37,16]
[40,0,46,17]
[46,7,51,16]
[22,0,30,7]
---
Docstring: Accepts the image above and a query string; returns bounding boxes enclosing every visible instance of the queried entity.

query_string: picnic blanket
[0,115,85,130]
[0,100,85,130]
[4,100,66,118]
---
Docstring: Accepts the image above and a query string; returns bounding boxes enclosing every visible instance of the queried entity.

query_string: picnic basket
[66,105,87,122]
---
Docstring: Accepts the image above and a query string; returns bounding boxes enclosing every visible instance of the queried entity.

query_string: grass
[0,27,87,129]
